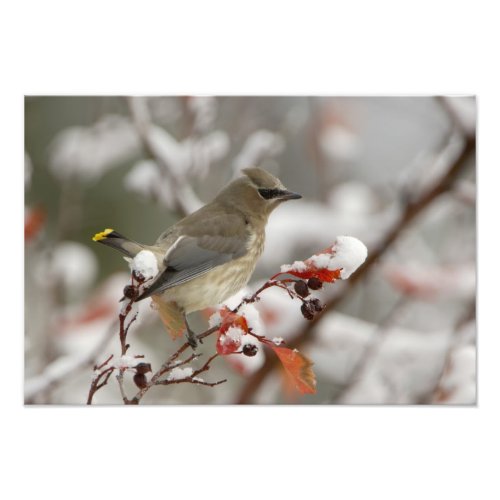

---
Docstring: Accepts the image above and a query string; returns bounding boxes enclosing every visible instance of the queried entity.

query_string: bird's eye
[258,188,282,200]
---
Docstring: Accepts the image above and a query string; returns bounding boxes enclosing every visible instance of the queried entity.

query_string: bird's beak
[279,190,302,200]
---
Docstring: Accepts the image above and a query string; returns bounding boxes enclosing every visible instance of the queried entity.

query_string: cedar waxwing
[92,167,301,347]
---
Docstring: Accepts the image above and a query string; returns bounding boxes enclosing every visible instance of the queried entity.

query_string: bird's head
[215,167,302,220]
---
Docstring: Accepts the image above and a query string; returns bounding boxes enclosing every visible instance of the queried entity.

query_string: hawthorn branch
[236,123,476,404]
[155,354,226,387]
[86,354,115,405]
[88,265,306,404]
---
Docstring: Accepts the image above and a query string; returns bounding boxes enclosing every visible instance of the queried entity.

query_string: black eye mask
[258,188,285,200]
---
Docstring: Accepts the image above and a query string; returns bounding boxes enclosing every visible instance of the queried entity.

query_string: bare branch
[86,355,115,405]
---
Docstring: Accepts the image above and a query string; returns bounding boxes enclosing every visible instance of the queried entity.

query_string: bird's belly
[161,255,258,313]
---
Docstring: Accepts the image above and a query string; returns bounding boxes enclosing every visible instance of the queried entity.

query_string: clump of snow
[219,326,245,347]
[115,355,139,370]
[167,367,194,381]
[280,260,308,273]
[208,310,222,328]
[272,337,284,345]
[280,236,367,279]
[209,302,265,335]
[327,236,368,279]
[308,253,331,269]
[239,303,265,334]
[129,250,159,280]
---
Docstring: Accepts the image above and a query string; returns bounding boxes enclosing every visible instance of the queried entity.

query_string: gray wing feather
[136,234,248,300]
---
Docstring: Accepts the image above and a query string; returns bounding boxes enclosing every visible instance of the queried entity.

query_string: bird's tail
[92,228,145,258]
[92,228,185,340]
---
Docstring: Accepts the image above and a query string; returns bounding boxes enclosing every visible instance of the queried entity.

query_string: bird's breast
[161,229,266,313]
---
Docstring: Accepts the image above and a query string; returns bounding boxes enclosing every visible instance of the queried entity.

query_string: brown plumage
[93,167,301,345]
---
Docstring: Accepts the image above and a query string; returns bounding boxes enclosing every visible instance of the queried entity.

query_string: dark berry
[301,302,315,320]
[310,298,323,312]
[307,277,323,290]
[135,362,152,374]
[133,372,148,389]
[132,270,146,284]
[294,280,310,298]
[242,344,258,357]
[123,285,137,300]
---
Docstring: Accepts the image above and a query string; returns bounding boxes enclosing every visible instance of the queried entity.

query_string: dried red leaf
[219,307,249,334]
[285,266,341,283]
[215,307,249,355]
[271,346,317,394]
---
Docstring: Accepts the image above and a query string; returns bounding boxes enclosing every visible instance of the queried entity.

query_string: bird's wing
[136,221,249,300]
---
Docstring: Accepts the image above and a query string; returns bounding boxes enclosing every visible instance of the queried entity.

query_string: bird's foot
[186,329,198,350]
[184,314,203,350]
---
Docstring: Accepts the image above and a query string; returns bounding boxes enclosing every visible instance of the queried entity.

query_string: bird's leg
[184,314,202,350]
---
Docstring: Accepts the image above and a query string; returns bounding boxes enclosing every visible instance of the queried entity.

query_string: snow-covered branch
[86,237,367,404]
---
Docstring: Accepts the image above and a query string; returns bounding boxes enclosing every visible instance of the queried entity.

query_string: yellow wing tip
[92,228,114,242]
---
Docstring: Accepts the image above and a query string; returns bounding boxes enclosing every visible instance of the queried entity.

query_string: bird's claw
[186,331,198,350]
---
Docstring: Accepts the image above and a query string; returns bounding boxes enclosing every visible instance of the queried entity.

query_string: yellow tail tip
[92,228,114,242]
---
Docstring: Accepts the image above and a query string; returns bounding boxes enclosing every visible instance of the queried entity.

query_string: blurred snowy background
[24,96,476,405]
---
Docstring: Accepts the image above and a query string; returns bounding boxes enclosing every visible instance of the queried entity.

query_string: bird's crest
[242,167,282,188]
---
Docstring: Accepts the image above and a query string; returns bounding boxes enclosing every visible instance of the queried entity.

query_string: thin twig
[86,354,115,404]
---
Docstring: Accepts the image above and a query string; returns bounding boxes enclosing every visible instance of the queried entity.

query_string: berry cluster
[292,277,325,320]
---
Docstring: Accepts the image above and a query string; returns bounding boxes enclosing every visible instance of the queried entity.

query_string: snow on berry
[129,250,159,280]
[327,236,368,279]
[280,235,367,281]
